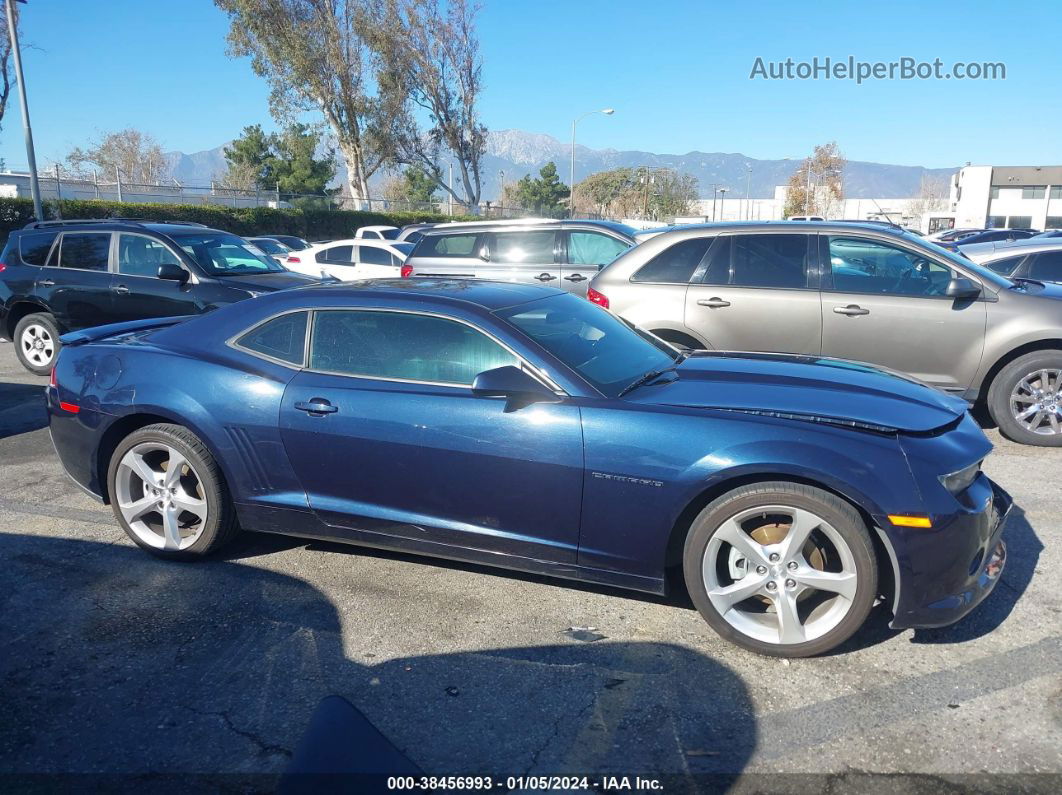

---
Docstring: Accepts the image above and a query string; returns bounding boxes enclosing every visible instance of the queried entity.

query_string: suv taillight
[400,263,413,279]
[587,287,609,309]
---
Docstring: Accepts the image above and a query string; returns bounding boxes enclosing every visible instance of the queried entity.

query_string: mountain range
[164,129,956,200]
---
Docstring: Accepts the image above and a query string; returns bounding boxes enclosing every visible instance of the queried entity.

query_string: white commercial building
[947,165,1062,232]
[684,187,915,226]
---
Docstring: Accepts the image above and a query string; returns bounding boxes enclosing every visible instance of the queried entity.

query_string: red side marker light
[59,402,80,414]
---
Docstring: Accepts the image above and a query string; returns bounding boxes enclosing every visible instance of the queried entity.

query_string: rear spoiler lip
[60,316,189,346]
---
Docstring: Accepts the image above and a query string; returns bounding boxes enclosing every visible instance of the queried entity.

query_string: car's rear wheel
[107,423,239,559]
[14,312,60,375]
[683,482,877,657]
[987,350,1062,446]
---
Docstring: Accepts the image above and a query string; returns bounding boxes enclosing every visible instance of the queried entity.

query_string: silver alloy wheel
[702,505,858,646]
[1010,368,1062,435]
[114,442,208,551]
[20,323,55,368]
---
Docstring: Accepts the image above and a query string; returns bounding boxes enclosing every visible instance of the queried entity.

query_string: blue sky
[0,0,1054,169]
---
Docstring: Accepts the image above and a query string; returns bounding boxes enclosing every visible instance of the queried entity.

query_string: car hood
[627,351,968,433]
[214,270,320,291]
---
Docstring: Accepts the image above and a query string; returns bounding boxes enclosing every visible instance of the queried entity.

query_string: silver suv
[590,220,1062,446]
[403,219,635,296]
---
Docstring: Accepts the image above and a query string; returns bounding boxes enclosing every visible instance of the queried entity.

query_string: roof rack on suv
[23,218,208,230]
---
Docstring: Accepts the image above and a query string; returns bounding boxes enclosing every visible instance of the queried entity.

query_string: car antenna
[869,198,904,231]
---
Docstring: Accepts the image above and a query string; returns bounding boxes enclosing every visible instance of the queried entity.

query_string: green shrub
[0,197,476,247]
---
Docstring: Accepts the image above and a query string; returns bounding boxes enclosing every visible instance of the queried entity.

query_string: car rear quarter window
[415,233,480,258]
[236,311,308,365]
[309,310,517,385]
[59,232,111,272]
[567,231,630,267]
[19,231,58,266]
[632,237,712,283]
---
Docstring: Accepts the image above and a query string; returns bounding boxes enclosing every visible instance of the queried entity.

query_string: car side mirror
[945,277,981,300]
[471,365,559,410]
[158,263,189,284]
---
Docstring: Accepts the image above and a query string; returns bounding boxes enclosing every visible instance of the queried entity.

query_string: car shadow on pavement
[911,505,1042,645]
[0,532,756,790]
[0,382,47,440]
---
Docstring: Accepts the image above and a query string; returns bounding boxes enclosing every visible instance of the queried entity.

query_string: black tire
[682,481,877,658]
[650,329,706,351]
[107,423,239,559]
[13,312,61,376]
[987,350,1062,447]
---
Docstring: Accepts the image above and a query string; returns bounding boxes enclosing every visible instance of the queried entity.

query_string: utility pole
[115,166,123,202]
[448,162,453,217]
[805,164,814,216]
[744,165,752,220]
[717,187,729,221]
[6,0,43,220]
[711,184,718,221]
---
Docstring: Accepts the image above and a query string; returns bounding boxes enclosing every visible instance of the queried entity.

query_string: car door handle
[696,297,731,308]
[833,304,870,316]
[294,399,338,415]
[564,274,587,282]
[112,285,130,295]
[534,273,557,281]
[39,279,55,287]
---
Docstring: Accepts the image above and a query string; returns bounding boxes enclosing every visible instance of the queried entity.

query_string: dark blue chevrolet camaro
[47,280,1010,656]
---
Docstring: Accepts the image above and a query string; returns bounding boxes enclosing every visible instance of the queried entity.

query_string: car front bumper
[888,479,1011,630]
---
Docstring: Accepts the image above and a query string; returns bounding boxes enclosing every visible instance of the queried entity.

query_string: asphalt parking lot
[0,339,1059,792]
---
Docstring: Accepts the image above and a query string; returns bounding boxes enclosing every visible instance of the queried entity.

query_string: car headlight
[940,460,981,495]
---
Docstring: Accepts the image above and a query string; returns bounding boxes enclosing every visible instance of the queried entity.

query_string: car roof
[647,220,911,237]
[421,218,636,237]
[980,240,1062,259]
[309,238,406,250]
[19,219,221,235]
[259,278,563,311]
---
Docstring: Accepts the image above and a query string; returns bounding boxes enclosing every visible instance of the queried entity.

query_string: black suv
[0,219,317,374]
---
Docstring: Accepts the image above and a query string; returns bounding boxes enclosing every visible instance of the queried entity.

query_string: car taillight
[400,263,413,279]
[586,287,609,309]
[0,262,6,272]
[286,256,301,264]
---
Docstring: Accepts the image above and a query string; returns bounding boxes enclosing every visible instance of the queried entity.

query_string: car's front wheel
[107,423,239,559]
[14,312,61,375]
[683,482,878,657]
[987,350,1062,446]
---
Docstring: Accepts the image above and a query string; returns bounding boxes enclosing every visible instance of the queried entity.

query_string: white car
[283,238,414,281]
[354,225,400,240]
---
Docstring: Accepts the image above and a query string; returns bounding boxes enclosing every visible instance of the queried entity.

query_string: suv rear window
[19,231,58,266]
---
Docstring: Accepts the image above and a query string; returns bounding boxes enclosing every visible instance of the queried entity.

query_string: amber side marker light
[888,515,932,529]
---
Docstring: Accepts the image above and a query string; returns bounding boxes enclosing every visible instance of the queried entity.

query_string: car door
[482,229,560,287]
[683,232,822,354]
[110,232,202,322]
[34,231,115,330]
[559,229,631,295]
[819,234,987,392]
[279,308,584,562]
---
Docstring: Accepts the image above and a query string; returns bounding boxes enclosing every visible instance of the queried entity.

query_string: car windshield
[912,233,1014,289]
[498,293,678,397]
[172,233,285,275]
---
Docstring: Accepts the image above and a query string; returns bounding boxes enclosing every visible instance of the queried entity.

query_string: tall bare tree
[0,1,19,132]
[65,129,167,184]
[373,0,487,209]
[904,174,951,231]
[215,0,399,205]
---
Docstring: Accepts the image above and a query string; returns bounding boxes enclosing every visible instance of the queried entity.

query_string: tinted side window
[632,237,712,283]
[492,231,556,264]
[117,234,180,277]
[317,245,352,264]
[567,232,630,267]
[237,311,308,365]
[984,255,1025,276]
[417,233,479,258]
[357,246,392,266]
[309,310,517,385]
[1028,251,1062,282]
[59,233,111,271]
[729,234,808,288]
[19,231,58,266]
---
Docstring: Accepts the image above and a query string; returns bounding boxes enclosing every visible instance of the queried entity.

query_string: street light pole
[744,165,752,220]
[717,187,728,221]
[570,108,613,217]
[5,0,43,221]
